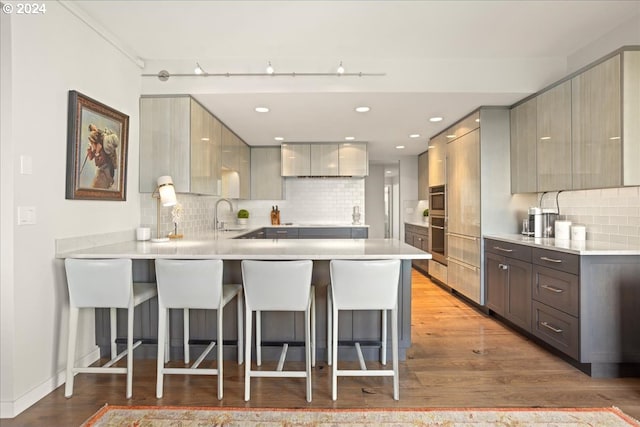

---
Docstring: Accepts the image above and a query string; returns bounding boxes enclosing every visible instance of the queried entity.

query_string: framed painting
[66,90,129,201]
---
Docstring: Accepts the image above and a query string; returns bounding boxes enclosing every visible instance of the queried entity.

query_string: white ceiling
[73,0,640,161]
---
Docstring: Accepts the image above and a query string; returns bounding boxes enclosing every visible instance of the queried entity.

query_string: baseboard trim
[0,346,100,419]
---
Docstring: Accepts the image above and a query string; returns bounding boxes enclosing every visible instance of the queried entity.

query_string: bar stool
[64,258,157,399]
[328,259,401,400]
[155,259,243,400]
[241,260,315,402]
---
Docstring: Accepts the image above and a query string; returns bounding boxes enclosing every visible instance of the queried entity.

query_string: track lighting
[266,61,275,75]
[194,62,205,75]
[336,61,345,75]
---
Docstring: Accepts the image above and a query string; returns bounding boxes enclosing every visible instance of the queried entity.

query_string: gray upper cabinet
[510,97,537,194]
[418,151,429,200]
[281,143,368,177]
[428,133,447,187]
[140,96,221,195]
[338,143,368,176]
[310,144,339,176]
[221,125,250,199]
[572,54,621,189]
[251,147,283,200]
[537,80,572,191]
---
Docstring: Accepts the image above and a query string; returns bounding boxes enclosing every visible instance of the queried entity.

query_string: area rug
[82,405,640,426]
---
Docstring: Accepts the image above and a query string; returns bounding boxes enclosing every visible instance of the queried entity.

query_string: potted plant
[423,208,429,223]
[237,209,249,226]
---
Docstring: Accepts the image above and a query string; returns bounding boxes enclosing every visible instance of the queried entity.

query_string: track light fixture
[145,61,385,80]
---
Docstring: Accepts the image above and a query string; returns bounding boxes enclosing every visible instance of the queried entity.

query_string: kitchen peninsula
[57,235,431,363]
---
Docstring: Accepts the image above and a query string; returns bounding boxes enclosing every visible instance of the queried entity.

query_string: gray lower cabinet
[255,227,368,240]
[265,228,299,239]
[485,240,532,332]
[484,237,640,377]
[298,227,351,239]
[404,224,429,274]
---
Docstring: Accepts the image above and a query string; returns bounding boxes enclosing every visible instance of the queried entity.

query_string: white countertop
[484,234,640,256]
[405,221,429,228]
[57,237,432,260]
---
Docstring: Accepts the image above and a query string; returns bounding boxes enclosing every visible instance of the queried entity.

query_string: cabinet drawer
[532,301,579,360]
[532,265,579,316]
[265,228,299,239]
[298,228,351,239]
[405,224,428,236]
[449,233,480,267]
[413,234,428,250]
[532,248,579,274]
[351,227,368,239]
[485,239,532,263]
[429,260,447,285]
[448,258,481,303]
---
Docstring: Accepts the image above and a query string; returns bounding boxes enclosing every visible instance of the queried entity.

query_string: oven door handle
[431,225,445,230]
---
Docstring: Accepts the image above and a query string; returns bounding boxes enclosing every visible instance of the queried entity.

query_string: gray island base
[58,238,431,363]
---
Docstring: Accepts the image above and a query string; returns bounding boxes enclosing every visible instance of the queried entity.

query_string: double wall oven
[428,185,447,265]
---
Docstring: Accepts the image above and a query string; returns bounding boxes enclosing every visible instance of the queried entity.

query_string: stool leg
[164,311,170,363]
[156,305,167,398]
[305,304,312,402]
[183,308,190,364]
[311,290,316,368]
[381,309,387,365]
[331,305,339,401]
[126,303,134,399]
[110,307,117,359]
[217,307,224,400]
[237,289,244,365]
[256,310,262,366]
[244,309,252,401]
[65,306,79,398]
[392,305,399,400]
[327,287,332,366]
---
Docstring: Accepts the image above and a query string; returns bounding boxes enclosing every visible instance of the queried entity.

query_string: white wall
[365,164,385,238]
[0,3,142,417]
[398,156,418,240]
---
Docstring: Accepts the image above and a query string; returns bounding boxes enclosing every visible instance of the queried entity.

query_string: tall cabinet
[446,108,519,305]
[418,151,429,200]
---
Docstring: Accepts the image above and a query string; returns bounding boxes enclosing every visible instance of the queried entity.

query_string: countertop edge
[484,234,640,256]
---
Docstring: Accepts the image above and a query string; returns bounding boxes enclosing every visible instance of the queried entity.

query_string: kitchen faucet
[214,198,233,231]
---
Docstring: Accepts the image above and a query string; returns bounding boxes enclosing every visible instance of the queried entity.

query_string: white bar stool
[64,258,157,399]
[241,260,315,402]
[328,259,401,400]
[155,259,243,400]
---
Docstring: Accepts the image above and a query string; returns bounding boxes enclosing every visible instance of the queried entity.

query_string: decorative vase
[237,218,248,226]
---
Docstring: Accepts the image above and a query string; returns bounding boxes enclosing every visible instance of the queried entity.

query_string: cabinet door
[504,258,532,332]
[572,54,621,189]
[310,144,339,176]
[338,143,368,176]
[139,97,191,193]
[190,100,221,195]
[251,147,283,199]
[447,129,480,237]
[221,126,239,171]
[428,134,446,187]
[239,141,251,199]
[485,252,506,315]
[510,97,537,193]
[281,144,310,176]
[537,81,572,191]
[418,151,429,200]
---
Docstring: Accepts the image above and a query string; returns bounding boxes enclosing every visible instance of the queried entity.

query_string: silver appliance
[528,207,558,238]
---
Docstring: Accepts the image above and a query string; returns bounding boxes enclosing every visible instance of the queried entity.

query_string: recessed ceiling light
[255,107,269,113]
[409,134,421,138]
[355,106,370,113]
[345,136,355,141]
[429,116,443,122]
[395,145,405,149]
[274,137,284,141]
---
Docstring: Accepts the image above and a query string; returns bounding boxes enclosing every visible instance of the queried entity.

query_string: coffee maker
[528,207,558,238]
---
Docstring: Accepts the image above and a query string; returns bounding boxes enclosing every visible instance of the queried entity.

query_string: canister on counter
[571,224,586,241]
[555,220,572,240]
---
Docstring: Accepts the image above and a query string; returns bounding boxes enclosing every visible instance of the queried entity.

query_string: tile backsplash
[139,177,365,238]
[539,186,640,245]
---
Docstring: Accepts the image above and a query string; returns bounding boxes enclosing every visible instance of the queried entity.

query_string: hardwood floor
[3,270,639,426]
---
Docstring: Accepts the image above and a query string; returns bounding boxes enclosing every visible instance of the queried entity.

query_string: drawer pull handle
[541,284,563,293]
[540,256,562,263]
[276,231,287,234]
[541,321,563,334]
[431,225,445,230]
[448,232,478,241]
[498,263,508,271]
[493,246,513,253]
[447,257,478,272]
[417,237,423,241]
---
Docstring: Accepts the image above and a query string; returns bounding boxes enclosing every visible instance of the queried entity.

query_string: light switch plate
[20,155,32,175]
[17,206,36,225]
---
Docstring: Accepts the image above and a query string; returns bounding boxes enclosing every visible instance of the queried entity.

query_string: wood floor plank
[2,270,639,426]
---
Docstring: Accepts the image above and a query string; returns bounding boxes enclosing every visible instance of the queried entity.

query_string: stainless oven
[429,215,447,265]
[429,185,445,216]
